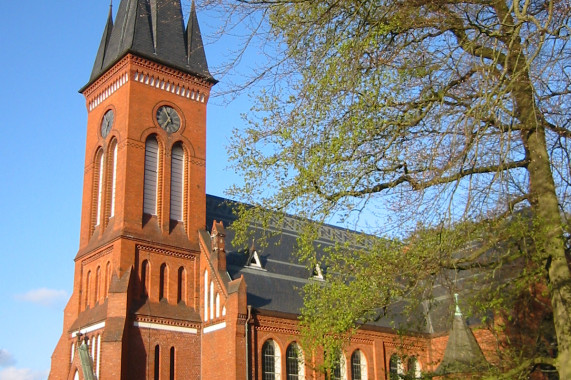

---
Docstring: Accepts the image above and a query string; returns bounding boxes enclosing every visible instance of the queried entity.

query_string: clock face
[100,110,114,138]
[156,106,181,133]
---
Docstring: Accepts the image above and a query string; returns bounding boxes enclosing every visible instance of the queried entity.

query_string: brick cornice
[83,55,130,98]
[130,55,213,90]
[134,315,200,330]
[136,244,197,260]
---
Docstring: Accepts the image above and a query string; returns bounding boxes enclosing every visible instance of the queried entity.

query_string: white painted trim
[89,73,129,111]
[133,321,198,334]
[203,322,226,334]
[71,321,106,338]
[130,71,207,106]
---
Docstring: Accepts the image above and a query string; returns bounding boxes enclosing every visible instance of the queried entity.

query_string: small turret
[435,294,489,376]
[211,220,227,271]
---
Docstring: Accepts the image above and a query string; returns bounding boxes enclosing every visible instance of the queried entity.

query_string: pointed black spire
[102,0,155,70]
[434,295,489,375]
[85,0,215,89]
[89,2,114,82]
[186,0,212,80]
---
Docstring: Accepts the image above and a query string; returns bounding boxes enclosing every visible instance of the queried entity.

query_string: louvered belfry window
[110,142,118,217]
[143,137,159,215]
[170,143,184,221]
[96,153,104,226]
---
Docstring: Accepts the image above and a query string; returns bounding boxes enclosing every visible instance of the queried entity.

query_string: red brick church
[48,1,494,379]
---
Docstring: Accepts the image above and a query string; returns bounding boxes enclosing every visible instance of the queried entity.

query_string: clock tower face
[156,105,181,133]
[100,109,114,138]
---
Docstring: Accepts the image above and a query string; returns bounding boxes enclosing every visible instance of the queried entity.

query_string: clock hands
[157,106,180,133]
[101,110,114,138]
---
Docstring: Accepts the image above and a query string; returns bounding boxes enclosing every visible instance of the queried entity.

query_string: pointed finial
[454,293,462,316]
[107,0,113,21]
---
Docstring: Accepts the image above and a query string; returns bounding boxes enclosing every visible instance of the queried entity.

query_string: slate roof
[206,195,313,317]
[85,0,214,89]
[205,196,433,333]
[205,195,497,337]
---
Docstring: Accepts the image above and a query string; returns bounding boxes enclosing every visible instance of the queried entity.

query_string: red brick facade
[48,2,499,379]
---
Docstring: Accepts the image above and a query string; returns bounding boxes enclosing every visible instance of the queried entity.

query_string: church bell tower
[48,1,250,379]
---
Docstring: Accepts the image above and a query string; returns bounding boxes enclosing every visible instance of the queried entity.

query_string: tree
[203,0,571,377]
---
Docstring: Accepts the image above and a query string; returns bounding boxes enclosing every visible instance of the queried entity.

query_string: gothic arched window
[141,260,150,298]
[94,150,104,228]
[170,143,184,222]
[262,339,281,380]
[109,139,118,218]
[160,263,168,300]
[143,136,159,216]
[209,281,214,320]
[85,270,92,309]
[204,270,208,321]
[351,350,367,380]
[331,354,347,380]
[104,261,111,298]
[389,354,403,380]
[286,342,304,379]
[177,267,186,304]
[407,356,421,379]
[154,345,160,380]
[170,347,175,380]
[95,266,101,303]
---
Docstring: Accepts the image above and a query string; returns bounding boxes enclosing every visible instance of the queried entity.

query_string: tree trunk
[519,96,571,379]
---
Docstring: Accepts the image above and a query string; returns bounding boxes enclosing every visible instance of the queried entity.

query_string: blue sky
[0,2,248,379]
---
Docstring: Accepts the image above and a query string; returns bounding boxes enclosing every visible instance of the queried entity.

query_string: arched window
[204,270,209,321]
[154,345,160,380]
[389,354,403,380]
[109,140,118,218]
[96,334,101,378]
[91,336,97,372]
[170,347,175,380]
[209,281,214,320]
[85,271,92,309]
[170,143,184,222]
[95,151,104,226]
[144,136,159,215]
[74,370,79,380]
[177,267,186,304]
[407,357,421,379]
[71,342,75,363]
[104,261,111,298]
[141,260,150,298]
[351,350,367,380]
[160,263,168,300]
[262,340,281,380]
[331,354,347,380]
[95,266,101,303]
[286,342,304,380]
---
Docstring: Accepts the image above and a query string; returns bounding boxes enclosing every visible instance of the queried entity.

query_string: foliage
[201,0,571,377]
